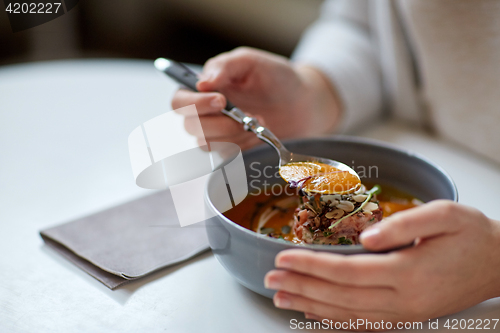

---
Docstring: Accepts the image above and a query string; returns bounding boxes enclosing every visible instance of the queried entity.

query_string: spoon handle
[154,58,285,154]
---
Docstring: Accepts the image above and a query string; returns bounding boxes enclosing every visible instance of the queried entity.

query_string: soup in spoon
[279,162,361,195]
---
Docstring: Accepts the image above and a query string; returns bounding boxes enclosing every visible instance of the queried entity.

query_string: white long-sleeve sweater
[293,0,500,165]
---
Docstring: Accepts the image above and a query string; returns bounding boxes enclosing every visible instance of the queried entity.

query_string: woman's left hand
[264,200,500,328]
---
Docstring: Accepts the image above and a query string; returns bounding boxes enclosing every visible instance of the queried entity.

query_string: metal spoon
[154,58,360,182]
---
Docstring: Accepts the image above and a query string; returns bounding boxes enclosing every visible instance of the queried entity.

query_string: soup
[279,161,361,194]
[224,183,422,245]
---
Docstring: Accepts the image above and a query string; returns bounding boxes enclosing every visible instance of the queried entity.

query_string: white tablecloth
[0,60,498,332]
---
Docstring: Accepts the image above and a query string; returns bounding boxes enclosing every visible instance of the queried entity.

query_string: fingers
[272,291,397,324]
[360,200,466,252]
[181,110,262,151]
[173,90,243,140]
[184,112,264,151]
[172,89,226,116]
[274,249,399,287]
[197,47,259,91]
[264,269,396,312]
[184,114,243,138]
[173,47,264,110]
[205,134,262,152]
[218,135,262,151]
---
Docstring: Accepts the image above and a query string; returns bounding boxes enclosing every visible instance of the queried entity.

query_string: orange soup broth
[279,162,361,194]
[223,184,422,243]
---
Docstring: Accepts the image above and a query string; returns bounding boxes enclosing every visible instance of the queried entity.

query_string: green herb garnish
[328,185,382,230]
[337,237,353,245]
[323,231,332,238]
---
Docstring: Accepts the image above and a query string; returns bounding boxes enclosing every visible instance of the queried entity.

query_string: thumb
[360,200,462,252]
[197,49,256,92]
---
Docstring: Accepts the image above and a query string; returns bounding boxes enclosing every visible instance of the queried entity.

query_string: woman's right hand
[171,47,342,150]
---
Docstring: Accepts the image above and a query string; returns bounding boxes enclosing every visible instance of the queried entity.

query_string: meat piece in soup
[223,184,422,245]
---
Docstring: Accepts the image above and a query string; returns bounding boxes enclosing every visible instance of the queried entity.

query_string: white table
[1,60,499,333]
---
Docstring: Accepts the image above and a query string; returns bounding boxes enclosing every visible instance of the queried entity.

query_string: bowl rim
[204,135,458,252]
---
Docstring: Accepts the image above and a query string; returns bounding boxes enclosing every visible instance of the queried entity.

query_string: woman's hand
[171,47,341,150]
[264,200,500,329]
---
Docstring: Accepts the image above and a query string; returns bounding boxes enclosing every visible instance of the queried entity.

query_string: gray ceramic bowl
[204,137,458,298]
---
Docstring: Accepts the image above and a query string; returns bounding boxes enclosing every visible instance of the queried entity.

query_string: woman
[171,0,500,326]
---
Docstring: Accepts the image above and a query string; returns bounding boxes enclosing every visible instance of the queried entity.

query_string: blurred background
[0,0,324,66]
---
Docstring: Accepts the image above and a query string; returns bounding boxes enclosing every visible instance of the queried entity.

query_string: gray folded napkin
[40,190,210,289]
